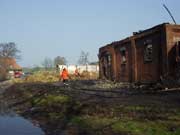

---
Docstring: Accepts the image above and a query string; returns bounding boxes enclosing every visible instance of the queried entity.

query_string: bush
[80,71,98,80]
[0,68,7,81]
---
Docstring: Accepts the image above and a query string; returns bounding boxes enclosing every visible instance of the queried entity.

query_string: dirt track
[0,80,13,93]
[1,80,180,135]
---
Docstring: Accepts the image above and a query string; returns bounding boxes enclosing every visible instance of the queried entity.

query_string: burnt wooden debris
[99,23,180,83]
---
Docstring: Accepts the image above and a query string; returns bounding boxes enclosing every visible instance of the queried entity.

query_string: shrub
[0,67,7,81]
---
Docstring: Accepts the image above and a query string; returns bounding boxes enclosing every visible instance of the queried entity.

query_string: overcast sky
[0,0,180,67]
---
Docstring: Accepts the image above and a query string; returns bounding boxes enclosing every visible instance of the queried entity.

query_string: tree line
[42,51,90,70]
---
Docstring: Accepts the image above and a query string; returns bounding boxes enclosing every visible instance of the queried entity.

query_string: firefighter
[60,68,69,84]
[74,68,80,78]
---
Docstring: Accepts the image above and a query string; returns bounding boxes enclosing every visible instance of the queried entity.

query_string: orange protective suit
[60,68,69,81]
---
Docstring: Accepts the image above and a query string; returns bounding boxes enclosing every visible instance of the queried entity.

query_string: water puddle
[0,97,44,135]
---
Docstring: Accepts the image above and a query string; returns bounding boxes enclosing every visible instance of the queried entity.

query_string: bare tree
[54,56,67,66]
[42,57,53,70]
[0,42,20,80]
[78,51,89,65]
[0,42,20,59]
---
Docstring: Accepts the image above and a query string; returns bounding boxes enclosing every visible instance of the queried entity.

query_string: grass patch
[70,116,117,133]
[32,94,70,107]
[112,120,180,135]
[13,71,59,83]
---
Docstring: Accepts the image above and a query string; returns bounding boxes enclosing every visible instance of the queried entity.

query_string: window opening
[120,47,126,64]
[144,40,153,62]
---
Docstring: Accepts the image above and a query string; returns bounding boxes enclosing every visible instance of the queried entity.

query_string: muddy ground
[1,80,180,135]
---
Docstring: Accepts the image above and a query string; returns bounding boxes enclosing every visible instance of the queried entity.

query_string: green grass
[69,115,180,135]
[70,116,116,129]
[32,94,70,107]
[112,120,180,135]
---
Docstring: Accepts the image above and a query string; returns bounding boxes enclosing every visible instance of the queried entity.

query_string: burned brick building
[99,23,180,83]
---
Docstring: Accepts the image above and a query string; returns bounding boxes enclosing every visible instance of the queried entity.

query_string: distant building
[99,23,180,83]
[57,64,99,74]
